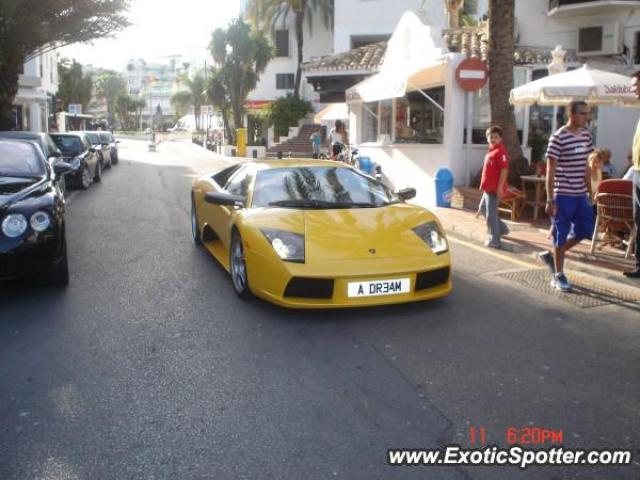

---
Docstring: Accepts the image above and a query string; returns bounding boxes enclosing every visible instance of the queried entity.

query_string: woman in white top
[328,120,349,160]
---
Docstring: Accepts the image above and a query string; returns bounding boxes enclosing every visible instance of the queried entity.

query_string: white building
[12,51,59,132]
[341,0,640,208]
[241,5,333,108]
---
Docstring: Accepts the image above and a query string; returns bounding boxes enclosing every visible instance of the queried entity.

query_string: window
[225,167,251,198]
[361,102,378,143]
[275,30,289,57]
[213,164,241,187]
[396,87,445,144]
[276,73,294,90]
[379,99,393,142]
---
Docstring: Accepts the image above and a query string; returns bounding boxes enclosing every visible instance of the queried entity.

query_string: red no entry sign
[456,58,489,92]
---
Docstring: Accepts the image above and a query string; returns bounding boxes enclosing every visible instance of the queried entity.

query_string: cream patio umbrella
[510,64,636,107]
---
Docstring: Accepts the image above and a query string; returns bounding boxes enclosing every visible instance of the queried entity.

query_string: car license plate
[347,278,411,297]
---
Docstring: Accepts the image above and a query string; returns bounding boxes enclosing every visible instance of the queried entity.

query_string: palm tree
[209,18,273,132]
[246,0,334,99]
[95,70,127,128]
[179,72,206,130]
[488,0,526,182]
[205,68,234,143]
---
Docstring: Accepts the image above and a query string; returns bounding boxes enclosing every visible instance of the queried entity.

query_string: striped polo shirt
[546,126,593,196]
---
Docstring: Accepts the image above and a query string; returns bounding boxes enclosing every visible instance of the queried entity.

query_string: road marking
[449,236,538,269]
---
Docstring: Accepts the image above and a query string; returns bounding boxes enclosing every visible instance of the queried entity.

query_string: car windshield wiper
[268,199,336,209]
[332,201,379,208]
[268,199,380,209]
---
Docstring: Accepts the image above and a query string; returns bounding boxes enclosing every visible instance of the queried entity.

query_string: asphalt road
[1,139,639,480]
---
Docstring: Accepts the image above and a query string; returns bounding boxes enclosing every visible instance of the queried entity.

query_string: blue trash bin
[434,168,454,208]
[358,156,374,176]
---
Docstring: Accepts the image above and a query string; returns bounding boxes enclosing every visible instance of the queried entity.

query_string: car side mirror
[396,187,416,201]
[89,147,96,153]
[204,192,245,207]
[115,140,121,144]
[53,161,73,175]
[50,149,62,158]
[102,142,109,146]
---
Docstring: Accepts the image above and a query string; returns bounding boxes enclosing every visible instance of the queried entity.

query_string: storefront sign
[455,58,488,92]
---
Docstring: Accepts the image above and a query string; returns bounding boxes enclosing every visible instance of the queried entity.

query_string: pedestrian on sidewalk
[624,71,640,278]
[538,100,595,291]
[479,125,510,249]
[310,127,322,159]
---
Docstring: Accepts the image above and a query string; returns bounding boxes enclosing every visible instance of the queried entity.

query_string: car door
[82,136,98,175]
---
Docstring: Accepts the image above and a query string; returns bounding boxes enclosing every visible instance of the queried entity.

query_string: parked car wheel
[230,231,252,299]
[112,149,119,164]
[42,240,69,287]
[191,198,202,245]
[80,165,92,189]
[94,160,102,183]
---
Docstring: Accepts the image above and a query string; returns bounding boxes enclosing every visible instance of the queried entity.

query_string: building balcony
[548,0,640,17]
[18,74,42,88]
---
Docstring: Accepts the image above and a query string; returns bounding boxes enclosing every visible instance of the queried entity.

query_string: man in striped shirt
[538,100,595,291]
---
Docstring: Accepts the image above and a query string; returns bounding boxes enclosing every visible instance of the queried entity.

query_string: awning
[314,103,349,123]
[346,57,448,104]
[346,72,407,103]
[14,87,48,103]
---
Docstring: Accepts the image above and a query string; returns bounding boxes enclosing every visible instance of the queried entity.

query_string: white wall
[334,0,446,53]
[516,0,640,56]
[249,9,333,103]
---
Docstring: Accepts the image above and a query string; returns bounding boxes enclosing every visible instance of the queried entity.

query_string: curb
[442,218,640,292]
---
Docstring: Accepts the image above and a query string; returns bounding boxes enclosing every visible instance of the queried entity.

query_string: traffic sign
[455,58,489,92]
[68,103,82,115]
[202,105,215,115]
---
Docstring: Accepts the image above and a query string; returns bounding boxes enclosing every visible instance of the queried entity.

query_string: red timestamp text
[506,427,564,445]
[467,426,564,447]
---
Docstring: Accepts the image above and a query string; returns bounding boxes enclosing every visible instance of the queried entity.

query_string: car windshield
[0,142,45,178]
[51,135,83,156]
[252,166,399,209]
[86,133,100,144]
[99,133,111,142]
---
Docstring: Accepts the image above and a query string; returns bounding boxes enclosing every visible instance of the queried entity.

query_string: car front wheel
[191,197,202,245]
[80,165,92,189]
[230,231,252,299]
[42,239,69,287]
[94,160,102,183]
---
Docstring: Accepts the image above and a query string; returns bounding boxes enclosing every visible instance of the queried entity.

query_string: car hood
[246,203,438,260]
[0,177,48,209]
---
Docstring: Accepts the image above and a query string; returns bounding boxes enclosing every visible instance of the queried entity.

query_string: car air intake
[284,277,334,299]
[415,267,450,291]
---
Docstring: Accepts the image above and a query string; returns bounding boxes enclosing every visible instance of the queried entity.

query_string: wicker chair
[590,179,636,259]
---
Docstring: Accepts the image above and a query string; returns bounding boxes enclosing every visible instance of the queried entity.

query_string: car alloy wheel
[230,232,252,299]
[94,160,102,183]
[81,165,92,189]
[191,198,202,245]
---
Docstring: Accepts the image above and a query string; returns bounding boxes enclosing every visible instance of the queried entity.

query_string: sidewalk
[435,205,639,288]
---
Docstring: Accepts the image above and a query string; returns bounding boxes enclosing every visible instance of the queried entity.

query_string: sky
[60,0,241,71]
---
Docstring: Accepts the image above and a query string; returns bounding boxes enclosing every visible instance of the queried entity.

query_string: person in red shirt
[480,125,510,249]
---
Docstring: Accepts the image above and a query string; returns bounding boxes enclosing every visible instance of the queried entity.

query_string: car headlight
[412,222,448,254]
[261,228,305,263]
[71,157,81,169]
[1,214,28,238]
[30,211,51,232]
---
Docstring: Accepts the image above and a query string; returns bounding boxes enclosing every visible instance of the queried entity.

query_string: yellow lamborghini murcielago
[191,160,452,308]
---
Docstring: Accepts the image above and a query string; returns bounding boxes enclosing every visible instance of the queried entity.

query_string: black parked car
[50,133,101,189]
[0,131,67,193]
[98,131,120,165]
[0,140,72,286]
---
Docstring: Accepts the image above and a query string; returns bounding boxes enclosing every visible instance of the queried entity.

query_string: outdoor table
[520,175,547,221]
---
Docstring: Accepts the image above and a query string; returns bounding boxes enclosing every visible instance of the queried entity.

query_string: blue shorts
[552,194,595,248]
